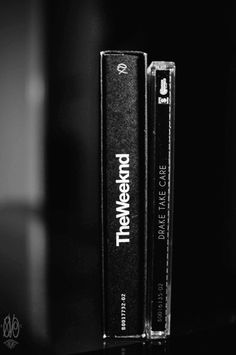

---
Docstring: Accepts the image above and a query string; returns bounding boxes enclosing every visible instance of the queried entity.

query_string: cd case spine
[147,61,175,339]
[100,51,147,338]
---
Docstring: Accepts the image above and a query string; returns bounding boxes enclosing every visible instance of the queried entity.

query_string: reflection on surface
[27,211,48,341]
[0,206,49,351]
[81,323,236,355]
[0,205,103,354]
[102,340,168,355]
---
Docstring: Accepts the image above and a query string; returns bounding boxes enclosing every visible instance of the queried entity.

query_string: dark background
[0,0,236,353]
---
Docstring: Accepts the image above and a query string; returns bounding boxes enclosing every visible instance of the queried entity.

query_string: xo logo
[117,63,128,75]
[1,314,21,350]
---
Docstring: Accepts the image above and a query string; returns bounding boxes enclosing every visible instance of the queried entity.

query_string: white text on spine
[115,154,130,247]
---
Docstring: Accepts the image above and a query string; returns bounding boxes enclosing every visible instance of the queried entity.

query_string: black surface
[0,0,236,354]
[71,323,236,355]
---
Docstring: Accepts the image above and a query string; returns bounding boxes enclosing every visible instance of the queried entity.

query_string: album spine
[147,61,175,339]
[100,50,147,338]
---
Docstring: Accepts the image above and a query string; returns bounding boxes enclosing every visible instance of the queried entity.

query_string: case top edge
[100,50,147,57]
[148,61,175,72]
